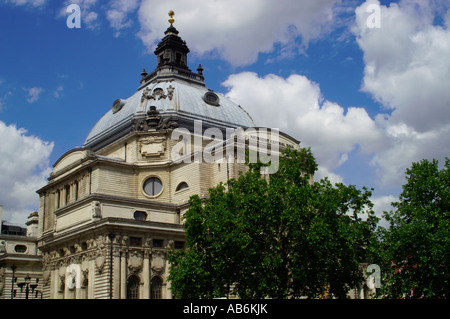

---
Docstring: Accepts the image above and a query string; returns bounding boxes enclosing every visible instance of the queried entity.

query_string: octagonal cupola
[140,11,205,86]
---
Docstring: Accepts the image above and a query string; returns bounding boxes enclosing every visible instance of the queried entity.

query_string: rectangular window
[152,239,164,248]
[65,185,70,205]
[129,237,142,246]
[74,181,79,201]
[56,190,61,209]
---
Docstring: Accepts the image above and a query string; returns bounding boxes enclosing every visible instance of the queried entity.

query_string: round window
[112,98,125,113]
[143,177,163,196]
[202,92,220,106]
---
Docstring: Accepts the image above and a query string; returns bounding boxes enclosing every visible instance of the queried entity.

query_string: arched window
[127,275,140,299]
[151,277,162,299]
[175,182,189,192]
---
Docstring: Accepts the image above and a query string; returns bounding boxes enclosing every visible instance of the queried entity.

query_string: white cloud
[0,121,53,224]
[26,87,42,103]
[372,195,397,228]
[53,86,64,98]
[0,91,12,112]
[106,0,140,36]
[353,0,450,186]
[137,0,341,66]
[3,0,46,7]
[222,72,384,180]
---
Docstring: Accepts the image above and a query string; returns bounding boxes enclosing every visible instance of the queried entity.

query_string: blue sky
[1,0,449,225]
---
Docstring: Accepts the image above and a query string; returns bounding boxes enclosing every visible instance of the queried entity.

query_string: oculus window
[202,91,220,106]
[143,177,163,197]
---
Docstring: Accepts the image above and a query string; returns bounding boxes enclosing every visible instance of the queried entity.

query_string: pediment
[53,148,89,173]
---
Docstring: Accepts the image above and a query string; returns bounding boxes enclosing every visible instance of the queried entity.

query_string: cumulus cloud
[106,0,140,36]
[137,0,341,66]
[353,0,450,186]
[222,1,450,189]
[0,121,53,224]
[222,72,384,182]
[372,194,397,228]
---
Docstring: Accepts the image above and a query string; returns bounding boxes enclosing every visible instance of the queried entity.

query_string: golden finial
[168,10,175,24]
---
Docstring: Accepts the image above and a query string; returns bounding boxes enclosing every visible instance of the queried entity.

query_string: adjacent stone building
[0,209,42,299]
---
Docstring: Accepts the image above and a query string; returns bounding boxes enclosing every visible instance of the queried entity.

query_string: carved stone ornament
[58,275,65,292]
[141,86,174,102]
[43,269,51,284]
[92,201,102,219]
[81,269,89,287]
[167,85,175,100]
[131,106,178,132]
[95,251,106,273]
[140,136,166,157]
[128,250,143,273]
[151,250,165,273]
[96,235,106,248]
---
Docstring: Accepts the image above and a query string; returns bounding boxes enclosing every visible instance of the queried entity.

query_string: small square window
[130,237,142,246]
[152,239,164,248]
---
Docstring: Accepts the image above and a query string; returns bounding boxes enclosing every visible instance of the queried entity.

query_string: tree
[377,158,449,298]
[168,148,379,299]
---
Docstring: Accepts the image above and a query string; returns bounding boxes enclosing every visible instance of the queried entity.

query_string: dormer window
[203,92,220,106]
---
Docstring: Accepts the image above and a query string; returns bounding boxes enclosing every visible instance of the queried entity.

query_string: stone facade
[22,19,298,299]
[0,16,375,299]
[33,126,296,299]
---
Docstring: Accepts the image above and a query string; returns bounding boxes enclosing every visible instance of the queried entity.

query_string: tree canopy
[168,148,379,299]
[375,158,449,298]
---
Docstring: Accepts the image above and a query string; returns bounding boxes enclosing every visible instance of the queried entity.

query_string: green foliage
[168,147,379,299]
[377,158,449,298]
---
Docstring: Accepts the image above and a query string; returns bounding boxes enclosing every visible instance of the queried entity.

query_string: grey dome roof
[83,22,254,150]
[83,79,255,149]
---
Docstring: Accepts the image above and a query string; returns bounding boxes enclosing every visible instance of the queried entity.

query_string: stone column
[88,259,95,299]
[113,249,121,299]
[120,251,127,299]
[142,250,150,299]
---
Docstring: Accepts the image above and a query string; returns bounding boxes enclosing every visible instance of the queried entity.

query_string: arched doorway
[127,275,140,299]
[151,276,162,299]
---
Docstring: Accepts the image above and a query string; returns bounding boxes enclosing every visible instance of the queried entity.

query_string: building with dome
[15,16,299,300]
